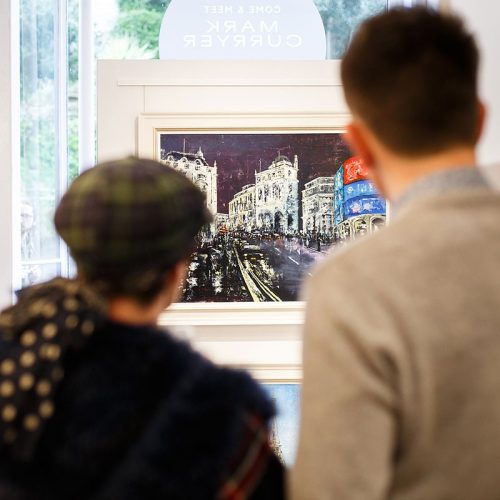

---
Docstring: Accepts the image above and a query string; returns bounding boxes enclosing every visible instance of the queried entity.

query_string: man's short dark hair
[341,7,480,156]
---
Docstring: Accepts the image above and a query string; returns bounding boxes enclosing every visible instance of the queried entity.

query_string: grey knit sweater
[292,170,500,499]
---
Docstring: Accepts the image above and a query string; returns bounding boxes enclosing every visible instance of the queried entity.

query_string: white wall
[447,0,500,165]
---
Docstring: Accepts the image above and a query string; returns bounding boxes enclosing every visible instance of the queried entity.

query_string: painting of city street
[159,132,387,303]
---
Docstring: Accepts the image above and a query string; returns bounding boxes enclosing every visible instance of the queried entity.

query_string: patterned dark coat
[0,320,283,500]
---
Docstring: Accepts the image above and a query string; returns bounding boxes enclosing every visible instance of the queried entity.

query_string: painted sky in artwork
[160,133,351,213]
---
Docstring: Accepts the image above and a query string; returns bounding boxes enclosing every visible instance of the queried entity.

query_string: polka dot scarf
[0,278,105,462]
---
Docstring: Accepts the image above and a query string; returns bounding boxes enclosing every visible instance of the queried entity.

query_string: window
[94,1,169,60]
[19,0,73,288]
[319,1,438,58]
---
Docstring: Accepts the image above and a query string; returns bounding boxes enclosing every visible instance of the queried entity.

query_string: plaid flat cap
[54,157,212,278]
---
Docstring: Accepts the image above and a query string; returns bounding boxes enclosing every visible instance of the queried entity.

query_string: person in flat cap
[0,157,284,500]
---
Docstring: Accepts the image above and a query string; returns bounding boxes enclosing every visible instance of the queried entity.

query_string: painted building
[333,166,344,226]
[336,214,387,242]
[302,176,335,235]
[161,147,218,221]
[228,184,256,231]
[255,155,299,233]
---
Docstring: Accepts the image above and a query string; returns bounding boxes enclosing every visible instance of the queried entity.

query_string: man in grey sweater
[292,7,500,500]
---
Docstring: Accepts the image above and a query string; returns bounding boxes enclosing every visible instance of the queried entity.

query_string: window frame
[1,0,21,305]
[55,0,70,279]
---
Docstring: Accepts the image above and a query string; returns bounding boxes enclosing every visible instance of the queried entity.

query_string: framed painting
[138,113,387,315]
[263,382,301,466]
[160,131,349,303]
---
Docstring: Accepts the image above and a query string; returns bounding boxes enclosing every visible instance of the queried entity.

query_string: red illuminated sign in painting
[343,156,369,185]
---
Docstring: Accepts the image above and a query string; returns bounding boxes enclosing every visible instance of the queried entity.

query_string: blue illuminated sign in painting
[344,196,386,218]
[344,180,378,201]
[334,165,344,192]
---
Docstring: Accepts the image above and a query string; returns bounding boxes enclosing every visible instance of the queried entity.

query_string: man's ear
[475,100,487,144]
[345,120,389,199]
[162,261,189,307]
[345,121,376,169]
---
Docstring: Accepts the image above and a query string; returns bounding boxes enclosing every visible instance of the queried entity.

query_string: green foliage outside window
[99,0,170,59]
[111,9,165,58]
[113,0,170,57]
[314,0,386,58]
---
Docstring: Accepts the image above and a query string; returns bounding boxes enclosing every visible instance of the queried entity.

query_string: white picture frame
[138,113,350,323]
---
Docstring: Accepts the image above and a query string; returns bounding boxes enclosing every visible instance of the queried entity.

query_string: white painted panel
[97,59,347,369]
[160,302,303,371]
[162,326,302,379]
[144,86,348,115]
[97,62,145,161]
[109,60,343,86]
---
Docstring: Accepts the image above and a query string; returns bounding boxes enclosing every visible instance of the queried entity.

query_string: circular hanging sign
[159,0,326,59]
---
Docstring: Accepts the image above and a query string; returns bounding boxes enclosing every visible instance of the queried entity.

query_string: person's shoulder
[99,321,272,408]
[307,223,402,292]
[101,320,205,368]
[193,362,275,422]
[135,324,275,419]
